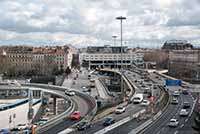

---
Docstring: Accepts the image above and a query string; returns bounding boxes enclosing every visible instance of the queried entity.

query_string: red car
[70,111,81,120]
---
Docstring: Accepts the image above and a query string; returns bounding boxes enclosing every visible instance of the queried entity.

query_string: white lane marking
[189,98,197,117]
[156,130,162,134]
[161,127,165,131]
[180,124,184,128]
[185,118,188,122]
[58,128,75,134]
[174,130,178,134]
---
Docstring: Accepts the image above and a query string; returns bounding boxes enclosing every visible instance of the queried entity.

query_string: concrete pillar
[53,96,57,115]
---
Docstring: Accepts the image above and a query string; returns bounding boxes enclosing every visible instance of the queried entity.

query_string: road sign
[165,79,182,86]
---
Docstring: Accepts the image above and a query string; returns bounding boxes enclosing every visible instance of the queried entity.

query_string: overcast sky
[0,0,200,48]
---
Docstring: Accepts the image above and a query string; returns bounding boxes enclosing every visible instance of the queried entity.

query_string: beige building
[0,45,73,76]
[169,50,200,82]
[80,46,144,69]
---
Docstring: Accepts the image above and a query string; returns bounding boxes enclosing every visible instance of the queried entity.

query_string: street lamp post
[112,35,117,46]
[116,16,126,101]
[112,35,117,69]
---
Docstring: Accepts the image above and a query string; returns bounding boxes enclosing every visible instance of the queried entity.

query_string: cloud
[0,0,200,47]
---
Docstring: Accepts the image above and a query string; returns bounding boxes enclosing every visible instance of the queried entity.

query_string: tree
[71,54,80,69]
[65,66,71,76]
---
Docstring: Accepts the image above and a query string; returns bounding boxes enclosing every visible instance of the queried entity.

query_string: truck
[133,93,143,104]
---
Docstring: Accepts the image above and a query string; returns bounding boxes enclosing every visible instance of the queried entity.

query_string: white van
[133,93,143,104]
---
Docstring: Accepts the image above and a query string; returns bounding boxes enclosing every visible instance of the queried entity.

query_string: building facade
[80,46,144,69]
[0,45,73,76]
[169,50,200,83]
[162,40,193,50]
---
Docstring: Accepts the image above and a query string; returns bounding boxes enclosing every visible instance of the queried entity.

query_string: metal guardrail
[122,73,137,102]
[22,84,75,134]
[99,69,136,102]
[71,90,97,128]
[24,83,98,132]
[98,78,114,97]
[94,109,146,134]
[133,88,170,134]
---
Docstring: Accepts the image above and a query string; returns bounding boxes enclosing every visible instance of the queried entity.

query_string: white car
[168,119,179,127]
[141,100,150,106]
[115,106,126,114]
[179,109,189,116]
[65,90,75,96]
[16,124,28,130]
[173,91,180,97]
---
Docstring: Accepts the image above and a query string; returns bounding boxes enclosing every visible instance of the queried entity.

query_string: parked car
[115,106,126,114]
[70,111,81,120]
[141,100,150,106]
[179,109,189,117]
[183,102,190,109]
[65,90,75,96]
[103,117,115,126]
[171,98,178,105]
[77,121,91,130]
[168,119,179,127]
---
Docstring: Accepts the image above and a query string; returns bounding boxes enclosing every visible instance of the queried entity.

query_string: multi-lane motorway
[42,94,91,134]
[65,68,166,134]
[142,87,196,134]
[38,67,197,134]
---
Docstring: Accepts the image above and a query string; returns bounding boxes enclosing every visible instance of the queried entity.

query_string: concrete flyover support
[53,96,57,115]
[99,68,135,101]
[22,83,97,134]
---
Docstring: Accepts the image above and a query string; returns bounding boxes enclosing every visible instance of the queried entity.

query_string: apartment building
[169,50,200,82]
[162,40,193,50]
[0,45,73,76]
[80,45,144,69]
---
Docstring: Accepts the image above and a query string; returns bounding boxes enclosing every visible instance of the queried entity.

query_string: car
[77,121,91,130]
[103,117,115,126]
[173,91,180,97]
[70,111,81,120]
[115,106,126,114]
[82,88,91,92]
[171,98,178,105]
[143,87,150,94]
[179,109,189,117]
[65,90,75,96]
[182,89,189,95]
[168,119,179,127]
[183,102,190,109]
[0,129,11,134]
[38,120,47,126]
[141,100,150,106]
[38,117,49,125]
[133,93,143,103]
[15,124,28,130]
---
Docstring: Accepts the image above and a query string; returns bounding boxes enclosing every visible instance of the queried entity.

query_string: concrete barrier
[28,83,97,134]
[133,88,170,134]
[94,109,146,134]
[22,84,75,134]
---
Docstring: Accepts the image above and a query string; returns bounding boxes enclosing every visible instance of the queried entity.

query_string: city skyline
[0,0,200,48]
